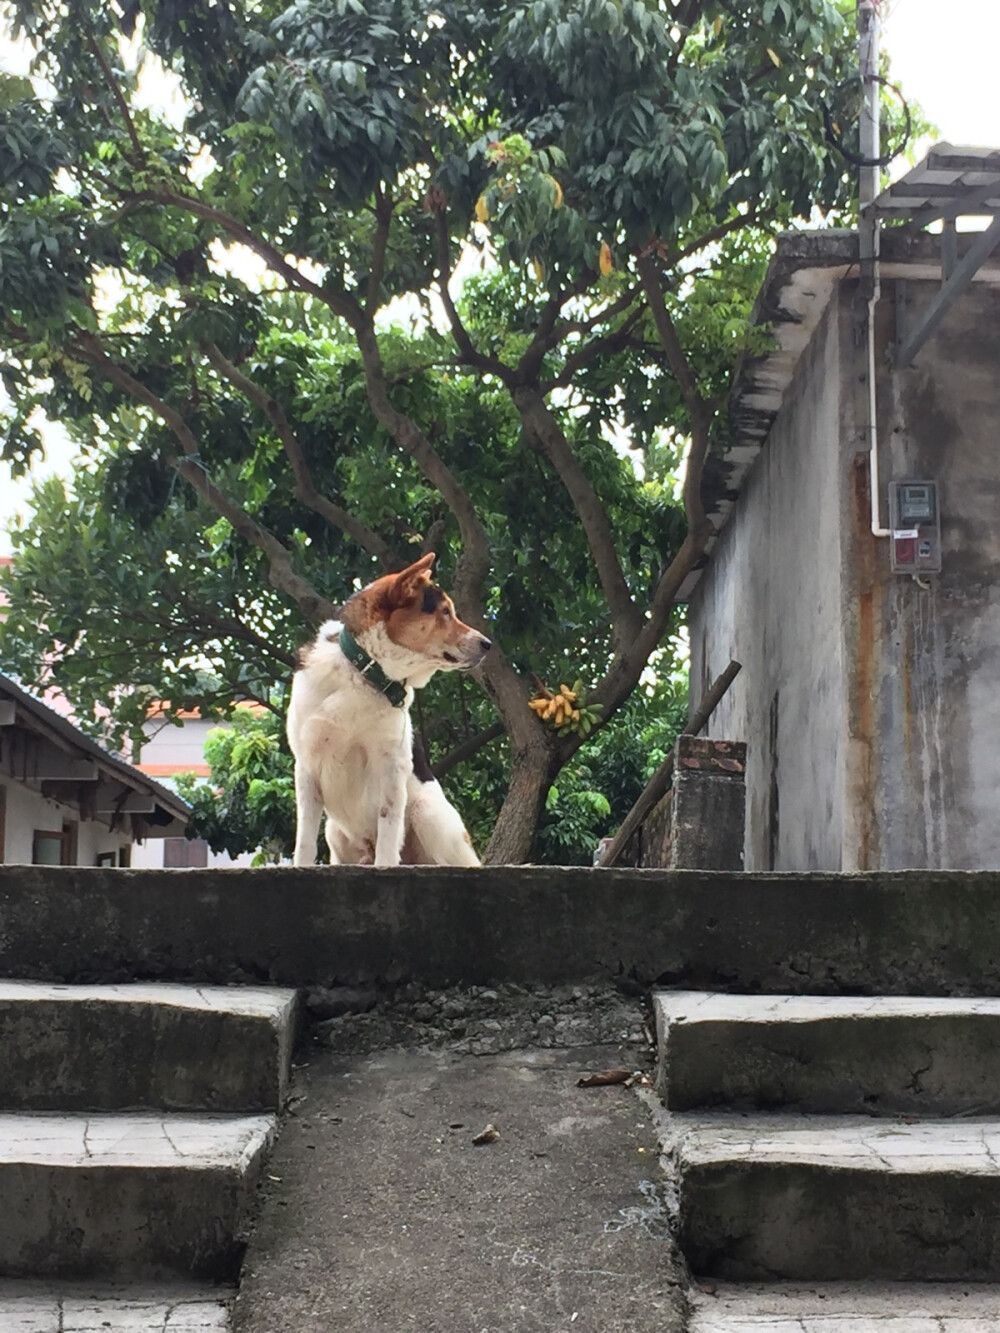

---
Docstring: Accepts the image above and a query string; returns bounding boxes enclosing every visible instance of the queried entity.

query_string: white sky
[2,0,1000,556]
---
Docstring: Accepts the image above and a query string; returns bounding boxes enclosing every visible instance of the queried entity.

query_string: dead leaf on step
[577,1069,634,1088]
[472,1122,500,1145]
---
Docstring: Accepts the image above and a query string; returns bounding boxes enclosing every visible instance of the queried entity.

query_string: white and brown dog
[287,553,491,867]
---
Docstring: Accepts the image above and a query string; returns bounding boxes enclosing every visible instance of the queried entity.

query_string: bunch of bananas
[528,680,603,737]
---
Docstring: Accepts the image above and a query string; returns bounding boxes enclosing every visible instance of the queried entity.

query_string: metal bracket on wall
[894,213,1000,368]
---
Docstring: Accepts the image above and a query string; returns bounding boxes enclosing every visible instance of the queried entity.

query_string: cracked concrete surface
[674,1115,1000,1172]
[0,1113,275,1280]
[0,1113,274,1167]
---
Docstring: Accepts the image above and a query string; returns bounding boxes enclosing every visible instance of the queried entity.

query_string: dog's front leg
[293,763,326,867]
[373,758,408,867]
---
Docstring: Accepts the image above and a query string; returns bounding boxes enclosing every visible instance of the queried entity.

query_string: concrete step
[0,1279,233,1331]
[0,982,298,1112]
[688,1282,1000,1331]
[656,991,1000,1115]
[0,1112,274,1280]
[674,1114,1000,1282]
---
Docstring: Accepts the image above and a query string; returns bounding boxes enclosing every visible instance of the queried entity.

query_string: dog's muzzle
[443,633,491,668]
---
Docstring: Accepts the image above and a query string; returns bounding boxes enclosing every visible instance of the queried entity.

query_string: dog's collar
[339,626,408,708]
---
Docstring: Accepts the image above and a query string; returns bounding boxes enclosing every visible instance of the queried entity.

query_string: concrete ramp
[233,1034,688,1333]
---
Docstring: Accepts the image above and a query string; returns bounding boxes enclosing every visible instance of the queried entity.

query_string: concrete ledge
[0,1112,274,1280]
[655,992,1000,1114]
[689,1282,1000,1332]
[676,1115,1000,1281]
[0,1280,233,1332]
[0,983,298,1112]
[5,866,1000,992]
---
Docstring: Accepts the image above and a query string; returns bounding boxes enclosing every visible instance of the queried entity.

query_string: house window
[162,837,209,869]
[32,822,78,866]
[0,785,6,863]
[33,829,70,865]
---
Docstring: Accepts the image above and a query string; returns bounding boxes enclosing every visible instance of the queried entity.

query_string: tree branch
[543,303,647,391]
[431,208,507,376]
[665,204,765,266]
[203,343,402,570]
[432,720,506,780]
[666,0,705,76]
[366,186,393,312]
[349,309,543,760]
[386,355,466,384]
[513,277,592,382]
[511,384,643,651]
[573,253,719,697]
[70,332,338,626]
[172,587,297,672]
[76,6,144,160]
[131,188,360,325]
[352,310,493,614]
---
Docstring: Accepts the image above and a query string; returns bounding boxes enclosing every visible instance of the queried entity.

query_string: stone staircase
[5,863,1000,1330]
[0,979,297,1331]
[655,991,1000,1329]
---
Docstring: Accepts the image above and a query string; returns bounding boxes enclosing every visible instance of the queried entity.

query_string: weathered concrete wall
[843,278,1000,870]
[689,296,846,870]
[6,864,1000,996]
[691,264,1000,872]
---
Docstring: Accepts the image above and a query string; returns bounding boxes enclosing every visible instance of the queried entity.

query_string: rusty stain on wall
[849,452,880,872]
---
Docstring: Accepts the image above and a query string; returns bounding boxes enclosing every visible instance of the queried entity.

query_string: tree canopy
[0,0,869,860]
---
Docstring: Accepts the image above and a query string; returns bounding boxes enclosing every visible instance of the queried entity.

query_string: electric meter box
[888,480,941,575]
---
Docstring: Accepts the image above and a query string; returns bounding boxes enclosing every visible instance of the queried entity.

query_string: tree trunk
[484,738,556,864]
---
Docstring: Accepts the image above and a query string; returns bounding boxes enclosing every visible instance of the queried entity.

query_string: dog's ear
[394,552,436,595]
[369,551,437,613]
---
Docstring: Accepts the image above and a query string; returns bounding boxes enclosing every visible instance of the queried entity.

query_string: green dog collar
[339,626,408,709]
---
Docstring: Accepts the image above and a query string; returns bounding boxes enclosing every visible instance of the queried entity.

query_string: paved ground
[232,986,688,1333]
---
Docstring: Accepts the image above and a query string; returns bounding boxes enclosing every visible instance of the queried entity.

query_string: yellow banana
[599,241,613,276]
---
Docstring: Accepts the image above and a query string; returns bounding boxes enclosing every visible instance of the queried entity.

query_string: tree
[1,0,865,860]
[174,707,295,865]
